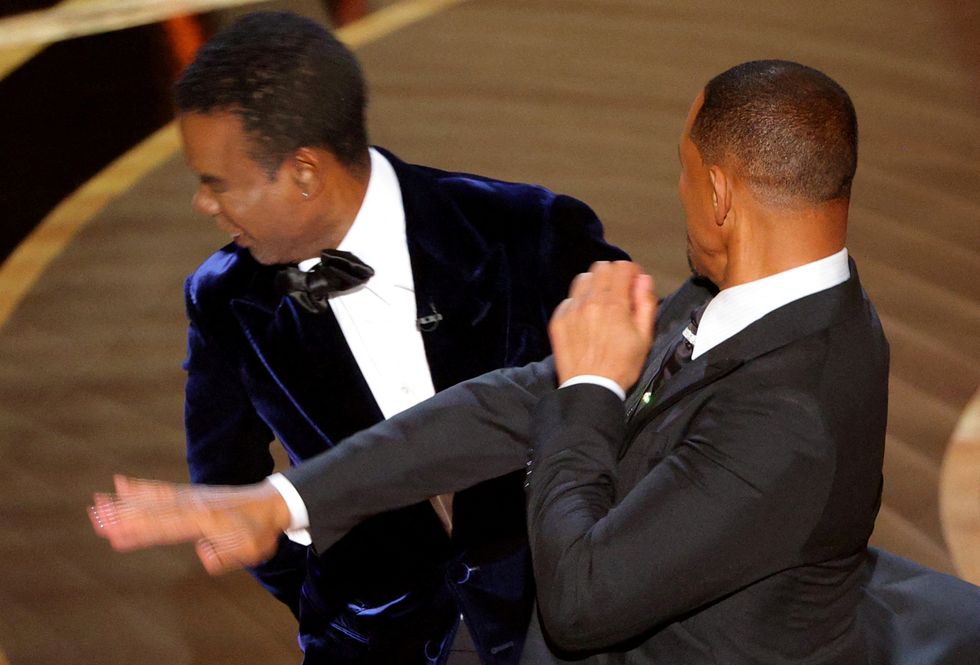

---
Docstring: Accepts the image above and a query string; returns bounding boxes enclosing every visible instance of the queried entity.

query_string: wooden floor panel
[0,0,977,662]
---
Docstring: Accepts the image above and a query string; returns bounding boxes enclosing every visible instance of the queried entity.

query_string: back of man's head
[175,11,369,176]
[691,60,857,207]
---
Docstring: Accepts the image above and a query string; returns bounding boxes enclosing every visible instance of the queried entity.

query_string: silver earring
[301,191,310,199]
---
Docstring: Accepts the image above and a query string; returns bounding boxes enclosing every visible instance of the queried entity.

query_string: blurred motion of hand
[89,475,290,574]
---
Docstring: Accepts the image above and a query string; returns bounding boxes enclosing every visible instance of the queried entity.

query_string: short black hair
[175,11,369,176]
[690,60,857,204]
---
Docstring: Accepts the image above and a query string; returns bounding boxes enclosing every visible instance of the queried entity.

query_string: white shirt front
[298,148,436,419]
[274,148,436,541]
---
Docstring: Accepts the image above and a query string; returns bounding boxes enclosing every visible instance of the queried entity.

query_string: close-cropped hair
[691,60,858,205]
[175,11,369,176]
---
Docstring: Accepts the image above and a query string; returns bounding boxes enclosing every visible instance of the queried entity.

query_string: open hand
[89,475,289,575]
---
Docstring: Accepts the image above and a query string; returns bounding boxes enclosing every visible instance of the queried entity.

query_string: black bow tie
[275,249,375,314]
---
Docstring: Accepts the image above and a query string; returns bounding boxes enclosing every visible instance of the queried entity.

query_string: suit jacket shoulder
[185,244,274,318]
[381,149,628,312]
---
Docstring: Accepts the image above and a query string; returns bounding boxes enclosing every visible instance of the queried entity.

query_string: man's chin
[239,245,275,266]
[250,252,278,266]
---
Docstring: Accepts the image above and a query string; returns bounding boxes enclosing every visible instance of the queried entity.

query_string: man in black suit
[162,11,625,665]
[95,61,908,662]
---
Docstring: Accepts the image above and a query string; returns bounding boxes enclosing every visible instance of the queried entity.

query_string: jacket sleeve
[284,358,558,552]
[183,282,307,616]
[525,382,837,653]
[536,194,630,313]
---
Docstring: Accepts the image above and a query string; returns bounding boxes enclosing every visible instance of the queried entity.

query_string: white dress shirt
[270,148,437,541]
[299,148,436,418]
[561,248,851,398]
[691,248,850,359]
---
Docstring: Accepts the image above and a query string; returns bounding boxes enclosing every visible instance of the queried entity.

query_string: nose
[192,186,221,218]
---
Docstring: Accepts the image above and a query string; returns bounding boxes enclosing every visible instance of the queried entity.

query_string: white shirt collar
[297,148,412,295]
[691,248,850,359]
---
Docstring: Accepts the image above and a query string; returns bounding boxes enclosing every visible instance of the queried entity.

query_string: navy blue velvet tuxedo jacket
[181,149,627,663]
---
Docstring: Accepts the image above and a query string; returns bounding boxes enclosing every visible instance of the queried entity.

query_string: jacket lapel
[626,262,866,440]
[625,355,742,441]
[227,150,515,454]
[230,285,384,458]
[624,277,715,417]
[387,151,512,391]
[624,327,682,418]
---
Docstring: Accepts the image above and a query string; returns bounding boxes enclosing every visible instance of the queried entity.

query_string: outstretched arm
[90,261,655,577]
[90,355,557,572]
[285,357,557,548]
[264,261,655,552]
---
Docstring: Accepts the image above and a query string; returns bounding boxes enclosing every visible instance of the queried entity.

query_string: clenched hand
[549,261,656,391]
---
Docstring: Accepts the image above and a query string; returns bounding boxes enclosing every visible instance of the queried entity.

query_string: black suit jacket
[860,547,980,665]
[182,148,627,663]
[285,263,891,663]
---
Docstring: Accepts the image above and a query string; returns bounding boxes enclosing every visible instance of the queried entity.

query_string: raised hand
[89,475,290,575]
[548,261,656,391]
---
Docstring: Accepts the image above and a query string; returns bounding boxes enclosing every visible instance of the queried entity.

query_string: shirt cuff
[559,374,626,401]
[266,473,312,546]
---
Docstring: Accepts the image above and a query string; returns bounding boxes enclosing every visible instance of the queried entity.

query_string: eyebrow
[199,174,226,187]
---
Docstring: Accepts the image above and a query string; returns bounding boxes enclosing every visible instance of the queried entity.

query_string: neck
[720,198,847,289]
[309,159,372,253]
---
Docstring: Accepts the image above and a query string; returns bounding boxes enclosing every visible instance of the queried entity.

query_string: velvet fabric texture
[182,148,628,664]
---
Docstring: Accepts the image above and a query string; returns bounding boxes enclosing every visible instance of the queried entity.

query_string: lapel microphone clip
[416,302,443,332]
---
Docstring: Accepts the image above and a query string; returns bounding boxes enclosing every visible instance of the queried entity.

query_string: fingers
[114,474,179,500]
[196,539,229,575]
[90,477,208,552]
[589,261,636,294]
[552,262,648,333]
[565,270,593,303]
[90,491,147,551]
[631,272,657,342]
[90,476,283,579]
[194,521,276,575]
[196,533,249,575]
[567,261,640,304]
[89,493,117,539]
[552,297,572,322]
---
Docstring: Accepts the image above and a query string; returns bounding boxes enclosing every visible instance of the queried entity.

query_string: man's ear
[708,166,731,226]
[290,147,323,200]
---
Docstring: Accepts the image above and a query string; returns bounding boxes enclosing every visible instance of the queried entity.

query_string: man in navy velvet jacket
[171,11,625,665]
